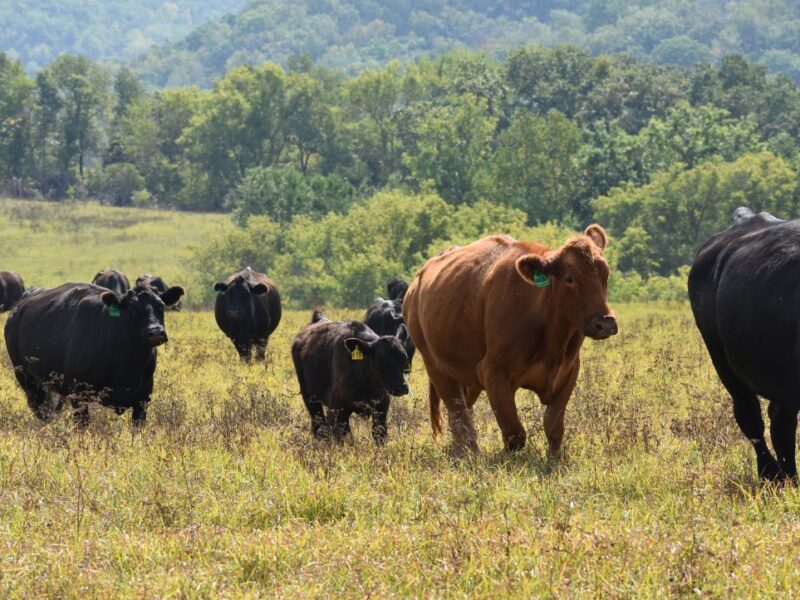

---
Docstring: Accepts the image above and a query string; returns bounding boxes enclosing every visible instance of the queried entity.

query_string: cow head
[515,224,617,340]
[138,274,181,311]
[214,277,268,318]
[387,277,409,301]
[344,325,410,396]
[101,285,185,346]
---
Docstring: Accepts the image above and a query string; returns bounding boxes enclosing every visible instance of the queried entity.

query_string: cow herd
[2,207,800,483]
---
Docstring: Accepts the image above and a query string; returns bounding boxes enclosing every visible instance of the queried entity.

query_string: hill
[0,0,247,73]
[134,0,800,87]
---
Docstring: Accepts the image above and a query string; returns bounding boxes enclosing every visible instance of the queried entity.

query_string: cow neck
[532,292,585,367]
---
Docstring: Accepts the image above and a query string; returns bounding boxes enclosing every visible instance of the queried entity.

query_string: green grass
[1,199,798,596]
[0,197,233,305]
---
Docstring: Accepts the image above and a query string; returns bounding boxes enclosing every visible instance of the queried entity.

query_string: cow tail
[429,380,443,436]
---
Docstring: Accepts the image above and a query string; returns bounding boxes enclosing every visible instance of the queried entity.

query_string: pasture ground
[1,197,798,596]
[1,305,799,597]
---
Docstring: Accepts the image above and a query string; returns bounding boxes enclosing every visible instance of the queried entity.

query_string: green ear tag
[216,290,225,295]
[533,272,550,288]
[351,347,364,361]
[108,304,121,317]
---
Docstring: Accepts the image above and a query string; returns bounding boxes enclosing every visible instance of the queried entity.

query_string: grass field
[0,197,233,306]
[1,199,799,596]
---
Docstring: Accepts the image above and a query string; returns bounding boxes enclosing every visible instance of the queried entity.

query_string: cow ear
[584,224,608,252]
[213,282,227,292]
[251,283,268,295]
[515,254,553,288]
[160,286,185,307]
[101,291,121,308]
[344,337,372,357]
[395,323,409,342]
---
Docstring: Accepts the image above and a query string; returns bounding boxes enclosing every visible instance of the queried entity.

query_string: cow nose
[390,382,410,396]
[591,316,618,339]
[148,327,168,345]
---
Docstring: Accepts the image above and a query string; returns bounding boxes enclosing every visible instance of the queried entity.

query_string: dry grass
[1,303,799,597]
[1,199,797,596]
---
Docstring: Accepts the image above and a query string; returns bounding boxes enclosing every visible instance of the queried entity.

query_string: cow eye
[564,275,575,285]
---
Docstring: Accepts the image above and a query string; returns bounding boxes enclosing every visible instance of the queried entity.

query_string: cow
[291,311,410,445]
[92,269,130,295]
[387,276,409,301]
[213,267,282,364]
[4,282,184,426]
[689,206,800,482]
[403,226,617,455]
[137,273,183,311]
[364,297,416,371]
[0,271,24,312]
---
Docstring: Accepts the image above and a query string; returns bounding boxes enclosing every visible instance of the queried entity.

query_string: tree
[595,152,799,276]
[483,110,584,224]
[40,55,110,180]
[0,53,35,189]
[404,93,496,205]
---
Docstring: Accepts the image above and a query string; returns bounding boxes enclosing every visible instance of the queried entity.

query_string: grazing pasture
[0,198,232,302]
[1,305,800,596]
[1,197,799,596]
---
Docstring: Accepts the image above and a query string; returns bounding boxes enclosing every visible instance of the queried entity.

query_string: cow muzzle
[147,328,168,346]
[587,316,618,340]
[388,382,410,396]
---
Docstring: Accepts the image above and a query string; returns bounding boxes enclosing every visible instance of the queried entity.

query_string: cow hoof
[504,434,527,452]
[759,461,786,483]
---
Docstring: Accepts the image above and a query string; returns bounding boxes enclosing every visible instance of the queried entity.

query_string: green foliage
[131,0,800,88]
[227,166,352,225]
[483,110,584,224]
[88,162,146,206]
[191,191,577,308]
[403,94,497,205]
[0,0,247,72]
[595,152,800,276]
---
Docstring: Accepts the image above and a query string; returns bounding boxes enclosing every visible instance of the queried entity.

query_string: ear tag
[216,290,225,295]
[351,347,364,361]
[108,304,121,317]
[533,272,550,288]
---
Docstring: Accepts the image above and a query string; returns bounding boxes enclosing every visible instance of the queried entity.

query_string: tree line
[135,0,800,87]
[3,46,800,305]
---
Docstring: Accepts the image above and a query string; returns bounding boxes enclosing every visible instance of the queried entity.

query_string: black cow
[364,298,416,370]
[689,206,800,481]
[0,271,24,312]
[214,267,282,364]
[92,269,130,295]
[387,276,409,301]
[291,311,410,445]
[4,282,184,426]
[137,273,182,311]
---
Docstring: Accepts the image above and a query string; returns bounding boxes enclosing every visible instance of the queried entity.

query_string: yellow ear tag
[351,347,364,361]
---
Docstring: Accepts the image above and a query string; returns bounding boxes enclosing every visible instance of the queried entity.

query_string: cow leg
[303,394,328,439]
[234,339,253,363]
[541,367,579,459]
[768,401,798,479]
[732,393,783,481]
[371,395,390,445]
[428,371,479,453]
[328,406,352,443]
[480,367,525,451]
[705,346,782,480]
[71,398,89,429]
[131,401,148,427]
[254,338,268,364]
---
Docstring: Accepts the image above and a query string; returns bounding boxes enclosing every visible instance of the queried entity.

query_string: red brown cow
[403,226,617,455]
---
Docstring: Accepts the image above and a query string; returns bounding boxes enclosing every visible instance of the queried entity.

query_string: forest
[0,0,247,73]
[3,43,800,305]
[134,0,800,87]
